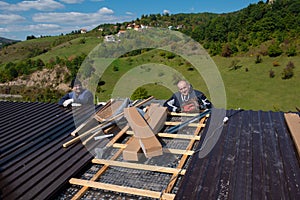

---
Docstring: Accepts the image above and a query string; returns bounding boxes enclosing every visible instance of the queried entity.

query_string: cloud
[1,23,67,35]
[0,3,131,40]
[1,23,61,32]
[59,0,84,3]
[33,7,119,25]
[125,11,134,15]
[98,7,114,14]
[163,9,170,14]
[0,14,26,24]
[33,12,87,23]
[0,27,9,33]
[0,0,64,12]
[27,23,61,31]
[0,1,9,8]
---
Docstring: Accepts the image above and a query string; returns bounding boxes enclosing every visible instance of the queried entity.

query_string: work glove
[71,103,82,107]
[63,99,74,107]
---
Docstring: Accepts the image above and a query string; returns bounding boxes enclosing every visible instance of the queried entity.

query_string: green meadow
[93,49,299,112]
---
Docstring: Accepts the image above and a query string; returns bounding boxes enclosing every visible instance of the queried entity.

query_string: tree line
[108,0,299,57]
[0,54,86,83]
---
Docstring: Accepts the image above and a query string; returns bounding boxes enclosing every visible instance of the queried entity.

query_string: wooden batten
[67,97,209,199]
[284,113,300,157]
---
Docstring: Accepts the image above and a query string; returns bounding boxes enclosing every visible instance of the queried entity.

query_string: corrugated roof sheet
[0,101,98,200]
[1,102,300,199]
[175,109,300,199]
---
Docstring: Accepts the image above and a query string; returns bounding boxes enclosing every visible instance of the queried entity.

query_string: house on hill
[80,28,87,34]
[104,35,115,42]
[117,30,126,37]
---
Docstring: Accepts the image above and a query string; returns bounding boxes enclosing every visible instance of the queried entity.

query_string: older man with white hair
[163,80,212,113]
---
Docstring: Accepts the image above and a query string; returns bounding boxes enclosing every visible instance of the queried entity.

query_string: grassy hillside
[213,55,300,111]
[0,37,20,49]
[35,36,102,62]
[0,36,299,111]
[0,0,299,112]
[90,48,299,112]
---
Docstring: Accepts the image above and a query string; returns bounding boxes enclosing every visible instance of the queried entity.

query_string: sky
[0,0,264,41]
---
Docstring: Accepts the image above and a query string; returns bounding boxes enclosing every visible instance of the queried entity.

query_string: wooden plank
[276,112,300,199]
[112,143,127,148]
[70,178,175,199]
[63,96,154,148]
[92,159,186,175]
[170,112,199,117]
[122,137,142,161]
[70,115,94,136]
[164,121,205,127]
[112,143,194,155]
[123,106,162,158]
[284,113,300,156]
[126,131,201,140]
[164,116,207,194]
[133,96,154,107]
[146,104,168,133]
[71,125,131,200]
[163,148,194,156]
[94,99,116,122]
[166,110,210,134]
[71,100,112,136]
[124,107,155,138]
[63,123,106,147]
[103,124,117,134]
[82,123,115,145]
[106,125,129,147]
[158,133,200,140]
[70,100,206,199]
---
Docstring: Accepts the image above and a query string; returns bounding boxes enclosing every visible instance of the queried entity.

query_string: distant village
[76,0,279,43]
[80,22,184,43]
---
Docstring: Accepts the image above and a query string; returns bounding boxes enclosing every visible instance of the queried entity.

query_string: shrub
[158,72,165,77]
[79,38,86,44]
[131,87,150,100]
[229,60,242,70]
[166,52,176,59]
[268,43,283,57]
[269,69,275,78]
[282,68,293,79]
[221,43,232,57]
[286,61,295,69]
[272,61,280,67]
[187,67,194,71]
[98,80,106,86]
[281,61,295,79]
[159,52,166,57]
[113,65,119,71]
[286,46,297,57]
[255,55,262,64]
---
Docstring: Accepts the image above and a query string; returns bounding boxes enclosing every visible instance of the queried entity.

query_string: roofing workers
[58,79,94,107]
[163,80,212,113]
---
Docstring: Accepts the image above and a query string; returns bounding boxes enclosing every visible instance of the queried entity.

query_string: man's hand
[63,99,74,107]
